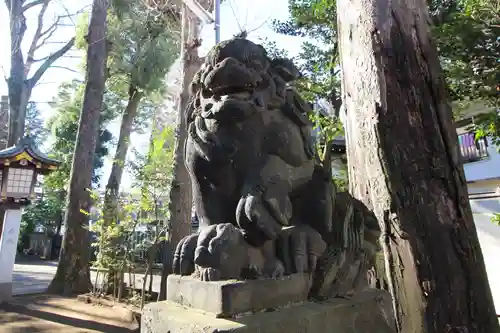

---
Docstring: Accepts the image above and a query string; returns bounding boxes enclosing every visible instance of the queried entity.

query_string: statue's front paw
[198,267,222,281]
[278,225,326,274]
[173,233,199,275]
[194,223,248,280]
[263,258,285,278]
[236,195,284,244]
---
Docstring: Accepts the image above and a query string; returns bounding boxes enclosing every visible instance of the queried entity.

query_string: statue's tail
[309,192,380,299]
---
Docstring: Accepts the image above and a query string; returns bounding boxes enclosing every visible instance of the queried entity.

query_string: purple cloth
[459,132,482,160]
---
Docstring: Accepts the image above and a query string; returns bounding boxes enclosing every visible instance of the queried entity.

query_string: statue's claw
[278,225,326,274]
[193,223,249,280]
[199,267,222,281]
[236,194,284,244]
[263,258,285,278]
[173,233,199,275]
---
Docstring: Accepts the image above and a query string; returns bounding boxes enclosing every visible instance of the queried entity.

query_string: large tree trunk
[0,95,8,149]
[103,87,142,224]
[161,2,207,300]
[48,0,109,295]
[337,0,500,332]
[167,5,204,272]
[6,0,28,146]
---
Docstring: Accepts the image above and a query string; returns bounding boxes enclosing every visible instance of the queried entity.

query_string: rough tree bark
[48,0,109,295]
[337,0,500,332]
[5,0,75,146]
[161,2,206,300]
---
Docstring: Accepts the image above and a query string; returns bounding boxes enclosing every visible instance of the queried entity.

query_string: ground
[0,294,139,332]
[13,260,162,296]
[6,259,153,332]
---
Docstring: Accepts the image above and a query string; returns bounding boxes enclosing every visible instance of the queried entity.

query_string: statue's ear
[271,58,301,82]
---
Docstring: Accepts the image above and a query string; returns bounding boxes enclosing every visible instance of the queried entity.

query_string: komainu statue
[172,37,379,299]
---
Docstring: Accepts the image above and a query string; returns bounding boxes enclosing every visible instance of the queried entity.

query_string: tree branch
[24,0,50,76]
[1,66,7,83]
[36,17,60,50]
[40,16,61,38]
[21,0,47,12]
[49,65,81,74]
[28,37,75,88]
[32,55,50,62]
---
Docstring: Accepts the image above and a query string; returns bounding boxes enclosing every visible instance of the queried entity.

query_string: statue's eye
[201,88,212,98]
[257,77,269,89]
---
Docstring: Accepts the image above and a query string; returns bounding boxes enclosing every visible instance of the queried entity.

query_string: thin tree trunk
[48,0,109,295]
[337,0,500,332]
[141,254,153,309]
[158,239,172,300]
[148,258,153,296]
[144,116,173,301]
[148,239,155,298]
[117,268,124,302]
[167,2,205,283]
[103,87,142,224]
[101,87,141,293]
[50,190,66,260]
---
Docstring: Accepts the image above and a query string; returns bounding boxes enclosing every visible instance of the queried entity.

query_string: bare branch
[1,66,7,83]
[57,0,76,26]
[33,81,58,86]
[24,0,50,76]
[36,17,60,49]
[49,65,81,74]
[21,0,47,12]
[40,16,61,38]
[61,55,82,59]
[28,37,75,88]
[32,55,50,62]
[43,41,74,44]
[23,1,85,76]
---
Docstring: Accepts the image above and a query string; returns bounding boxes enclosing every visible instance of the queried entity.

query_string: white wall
[463,138,500,182]
[469,197,500,314]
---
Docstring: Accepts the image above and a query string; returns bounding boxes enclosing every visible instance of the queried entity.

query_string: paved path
[13,261,162,296]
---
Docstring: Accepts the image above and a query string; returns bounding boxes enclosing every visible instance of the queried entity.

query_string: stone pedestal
[0,209,22,302]
[142,275,395,333]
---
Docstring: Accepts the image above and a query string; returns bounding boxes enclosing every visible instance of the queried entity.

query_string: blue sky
[0,0,305,190]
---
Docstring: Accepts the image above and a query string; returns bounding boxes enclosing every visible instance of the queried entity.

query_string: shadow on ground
[0,294,139,333]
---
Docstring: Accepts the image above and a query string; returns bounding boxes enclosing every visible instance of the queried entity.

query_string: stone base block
[167,274,311,318]
[0,281,12,303]
[143,289,395,333]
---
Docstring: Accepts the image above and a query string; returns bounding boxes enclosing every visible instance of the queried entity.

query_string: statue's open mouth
[209,84,255,100]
